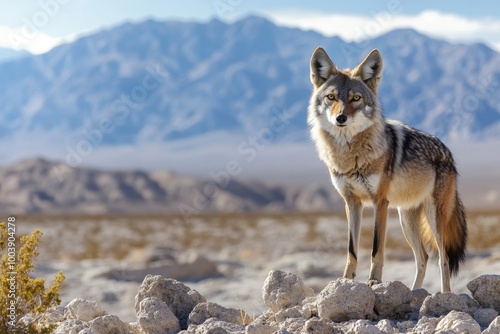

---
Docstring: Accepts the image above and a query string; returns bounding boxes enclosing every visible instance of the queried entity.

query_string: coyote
[307,47,467,292]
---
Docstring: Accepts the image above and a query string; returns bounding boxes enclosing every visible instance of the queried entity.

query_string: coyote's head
[308,47,384,140]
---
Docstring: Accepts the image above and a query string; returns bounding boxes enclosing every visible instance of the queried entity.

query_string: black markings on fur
[349,233,357,261]
[384,124,398,175]
[363,62,379,85]
[314,59,327,80]
[372,224,379,257]
[314,59,321,70]
[400,126,456,170]
[401,128,417,164]
[447,193,468,276]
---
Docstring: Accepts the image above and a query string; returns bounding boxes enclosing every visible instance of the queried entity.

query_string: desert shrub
[0,221,65,333]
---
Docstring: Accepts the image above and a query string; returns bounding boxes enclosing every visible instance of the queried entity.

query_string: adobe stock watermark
[213,0,244,19]
[54,64,168,181]
[340,0,406,60]
[178,105,299,223]
[8,0,73,50]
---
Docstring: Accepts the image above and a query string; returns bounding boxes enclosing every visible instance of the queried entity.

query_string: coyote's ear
[310,47,337,88]
[353,49,383,93]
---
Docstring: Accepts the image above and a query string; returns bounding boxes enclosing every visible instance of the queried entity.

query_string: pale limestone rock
[137,297,180,334]
[88,314,131,334]
[435,310,481,334]
[420,292,468,318]
[316,278,375,322]
[262,270,312,312]
[66,298,107,322]
[467,275,500,310]
[135,275,205,329]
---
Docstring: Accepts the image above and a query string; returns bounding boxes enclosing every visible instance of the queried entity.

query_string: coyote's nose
[336,114,347,124]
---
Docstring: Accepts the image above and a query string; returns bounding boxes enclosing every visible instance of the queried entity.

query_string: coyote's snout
[307,47,467,292]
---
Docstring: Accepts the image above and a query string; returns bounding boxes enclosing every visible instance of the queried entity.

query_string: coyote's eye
[326,94,335,101]
[352,95,361,102]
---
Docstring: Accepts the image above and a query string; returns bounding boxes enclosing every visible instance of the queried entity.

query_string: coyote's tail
[443,193,467,276]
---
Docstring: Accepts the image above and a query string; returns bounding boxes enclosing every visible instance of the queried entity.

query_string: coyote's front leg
[343,197,363,279]
[368,198,389,285]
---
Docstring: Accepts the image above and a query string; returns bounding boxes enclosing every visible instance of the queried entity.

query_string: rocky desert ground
[11,210,500,332]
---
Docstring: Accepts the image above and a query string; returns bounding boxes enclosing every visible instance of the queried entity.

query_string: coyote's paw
[343,272,356,279]
[367,279,380,286]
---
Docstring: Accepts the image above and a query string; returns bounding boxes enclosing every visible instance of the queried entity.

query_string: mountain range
[0,16,499,213]
[1,16,500,151]
[0,158,343,214]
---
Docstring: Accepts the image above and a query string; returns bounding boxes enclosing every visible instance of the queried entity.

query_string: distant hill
[0,158,343,214]
[0,16,499,148]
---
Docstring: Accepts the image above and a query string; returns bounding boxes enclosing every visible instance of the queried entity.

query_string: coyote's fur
[307,47,467,292]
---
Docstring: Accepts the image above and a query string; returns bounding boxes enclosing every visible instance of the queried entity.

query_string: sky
[0,1,499,54]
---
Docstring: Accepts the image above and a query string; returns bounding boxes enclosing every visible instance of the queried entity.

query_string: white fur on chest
[309,117,388,175]
[331,173,381,203]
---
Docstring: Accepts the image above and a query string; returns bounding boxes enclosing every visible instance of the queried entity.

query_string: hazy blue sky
[0,1,499,53]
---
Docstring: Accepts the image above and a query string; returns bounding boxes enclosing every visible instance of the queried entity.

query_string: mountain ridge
[1,16,499,148]
[0,157,343,214]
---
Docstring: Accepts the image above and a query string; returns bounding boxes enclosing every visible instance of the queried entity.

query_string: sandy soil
[16,211,500,322]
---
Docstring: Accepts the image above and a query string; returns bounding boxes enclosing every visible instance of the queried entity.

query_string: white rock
[302,317,336,334]
[88,314,131,334]
[66,298,107,322]
[245,324,278,334]
[371,281,411,319]
[316,278,376,322]
[342,319,381,334]
[262,270,312,312]
[467,275,500,310]
[128,322,145,334]
[274,306,303,322]
[137,297,180,334]
[375,319,394,333]
[435,310,481,334]
[250,310,274,326]
[54,319,88,334]
[420,292,468,318]
[482,316,500,334]
[78,329,92,334]
[185,318,244,334]
[473,308,498,328]
[278,317,306,333]
[301,301,317,319]
[18,306,67,333]
[188,301,250,326]
[48,306,66,322]
[412,316,441,333]
[135,275,206,329]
